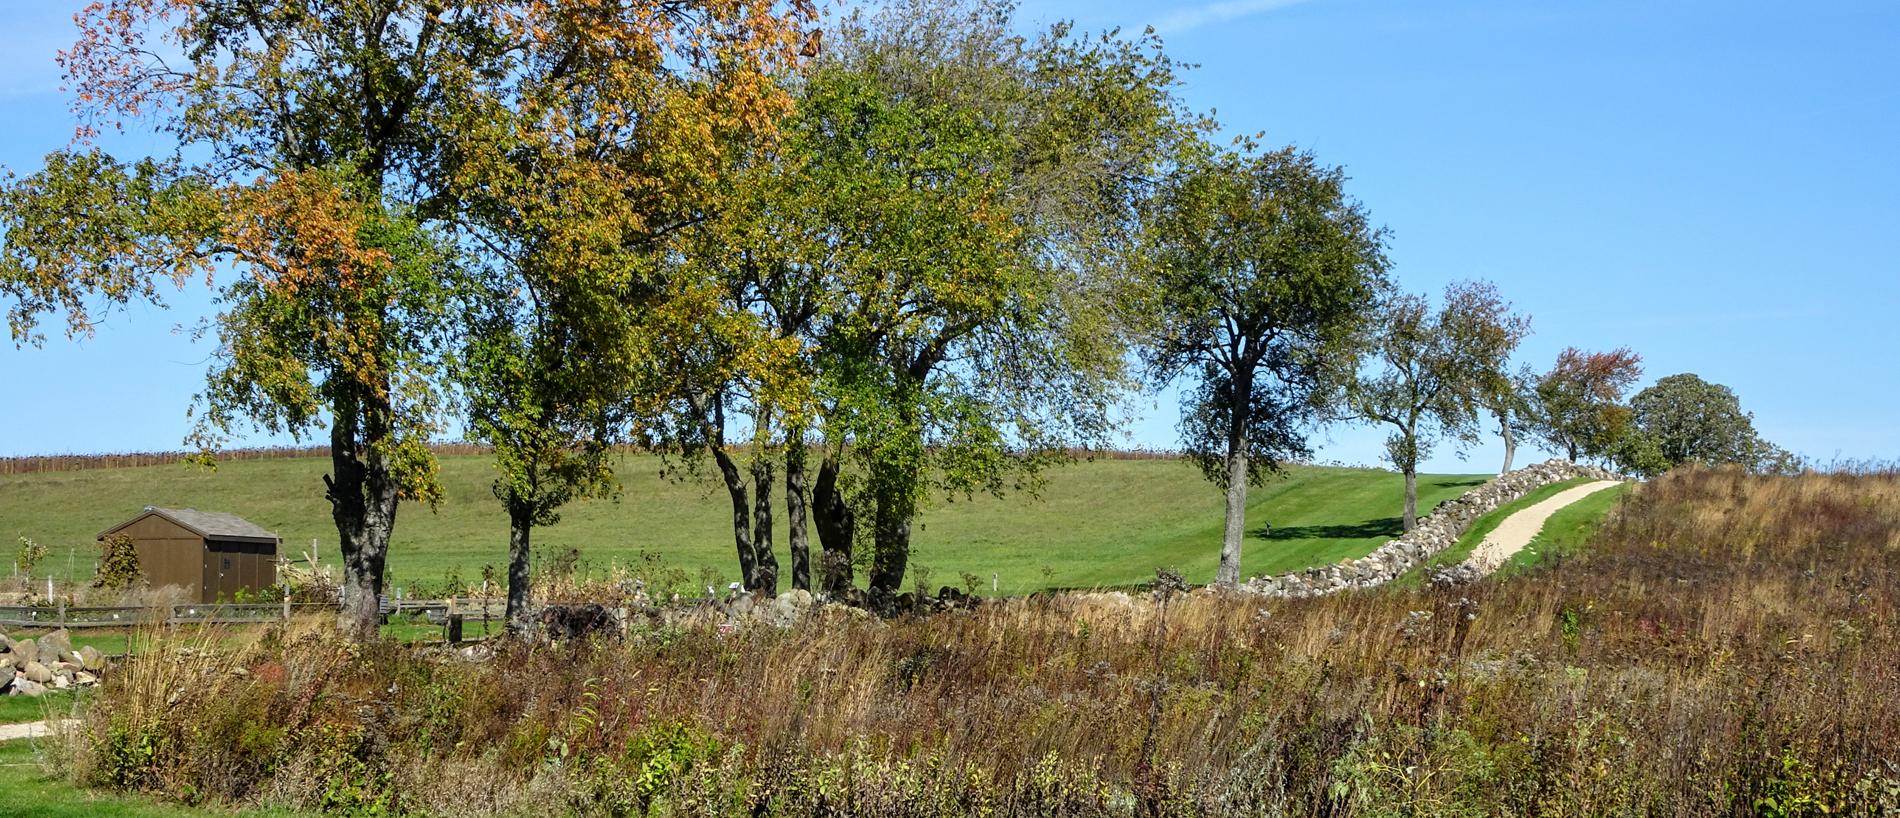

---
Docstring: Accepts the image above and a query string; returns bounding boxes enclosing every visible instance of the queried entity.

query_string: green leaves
[1143,144,1390,486]
[1621,372,1787,476]
[1354,281,1530,474]
[0,150,219,346]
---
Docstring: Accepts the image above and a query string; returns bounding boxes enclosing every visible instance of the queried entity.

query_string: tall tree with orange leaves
[0,0,809,639]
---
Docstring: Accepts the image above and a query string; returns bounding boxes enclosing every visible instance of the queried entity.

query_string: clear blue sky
[2,0,1896,471]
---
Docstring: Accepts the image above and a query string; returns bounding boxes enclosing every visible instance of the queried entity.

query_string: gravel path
[0,719,78,742]
[1467,480,1624,574]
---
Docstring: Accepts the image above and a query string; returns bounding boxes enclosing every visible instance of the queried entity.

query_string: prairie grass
[54,466,1900,816]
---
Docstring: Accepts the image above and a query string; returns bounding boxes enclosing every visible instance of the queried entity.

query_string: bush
[91,534,145,591]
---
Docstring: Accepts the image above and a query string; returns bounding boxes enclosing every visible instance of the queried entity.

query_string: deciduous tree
[1620,372,1781,477]
[447,0,809,630]
[1526,347,1643,464]
[719,0,1192,604]
[1142,143,1388,586]
[1353,280,1526,530]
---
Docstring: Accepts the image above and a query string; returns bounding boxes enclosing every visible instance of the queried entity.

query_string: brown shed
[97,507,281,603]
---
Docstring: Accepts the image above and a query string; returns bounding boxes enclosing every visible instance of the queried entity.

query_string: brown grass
[60,466,1900,816]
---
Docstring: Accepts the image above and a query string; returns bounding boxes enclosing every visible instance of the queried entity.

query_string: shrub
[91,534,144,591]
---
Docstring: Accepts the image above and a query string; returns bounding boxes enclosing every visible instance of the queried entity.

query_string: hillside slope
[0,455,1486,594]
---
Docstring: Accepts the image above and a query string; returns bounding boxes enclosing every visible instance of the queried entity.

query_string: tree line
[0,0,1790,639]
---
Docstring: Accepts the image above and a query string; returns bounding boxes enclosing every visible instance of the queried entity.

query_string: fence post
[58,599,67,628]
[283,593,291,622]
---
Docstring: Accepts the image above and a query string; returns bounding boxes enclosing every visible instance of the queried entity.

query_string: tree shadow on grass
[1428,478,1488,489]
[1257,517,1404,541]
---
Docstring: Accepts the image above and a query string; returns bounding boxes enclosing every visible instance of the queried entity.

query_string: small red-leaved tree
[1527,347,1644,463]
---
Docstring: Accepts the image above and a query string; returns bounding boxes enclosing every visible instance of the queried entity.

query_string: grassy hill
[0,454,1487,595]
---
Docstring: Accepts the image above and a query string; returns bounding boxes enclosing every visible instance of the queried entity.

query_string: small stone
[9,677,46,697]
[77,645,104,672]
[74,671,98,686]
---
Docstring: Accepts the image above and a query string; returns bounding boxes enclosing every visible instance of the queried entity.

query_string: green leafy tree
[1620,372,1789,477]
[1526,347,1643,465]
[1353,280,1527,530]
[676,0,1190,604]
[1142,143,1389,586]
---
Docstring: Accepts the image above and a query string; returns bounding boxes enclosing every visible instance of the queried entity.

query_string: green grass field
[1,455,1487,595]
[0,740,299,818]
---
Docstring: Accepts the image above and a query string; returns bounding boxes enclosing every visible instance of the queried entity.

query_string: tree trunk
[785,435,811,593]
[813,454,854,596]
[1216,367,1253,587]
[751,458,778,596]
[1498,409,1516,473]
[504,503,535,639]
[709,446,754,591]
[328,386,399,642]
[869,484,909,603]
[1402,468,1419,532]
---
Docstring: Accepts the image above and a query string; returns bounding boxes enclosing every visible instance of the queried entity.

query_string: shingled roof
[100,507,281,543]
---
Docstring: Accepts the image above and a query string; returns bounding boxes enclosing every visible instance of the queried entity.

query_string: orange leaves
[61,0,199,140]
[225,169,389,301]
[219,167,402,399]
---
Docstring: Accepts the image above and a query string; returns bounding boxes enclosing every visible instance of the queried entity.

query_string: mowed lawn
[0,455,1488,595]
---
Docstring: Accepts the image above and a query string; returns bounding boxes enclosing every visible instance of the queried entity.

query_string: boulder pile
[3,628,108,696]
[1242,459,1620,598]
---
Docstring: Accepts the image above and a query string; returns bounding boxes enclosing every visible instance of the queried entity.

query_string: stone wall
[1242,459,1620,598]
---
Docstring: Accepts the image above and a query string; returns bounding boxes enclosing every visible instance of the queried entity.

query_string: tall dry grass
[61,466,1900,816]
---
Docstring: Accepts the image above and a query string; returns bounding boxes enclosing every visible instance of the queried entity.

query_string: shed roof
[99,507,281,544]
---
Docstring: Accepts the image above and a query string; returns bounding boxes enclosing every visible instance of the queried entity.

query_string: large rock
[21,661,53,684]
[10,639,35,668]
[9,677,46,697]
[38,628,72,661]
[765,590,815,627]
[77,645,105,672]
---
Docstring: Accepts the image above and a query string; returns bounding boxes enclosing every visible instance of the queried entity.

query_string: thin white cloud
[1152,0,1311,35]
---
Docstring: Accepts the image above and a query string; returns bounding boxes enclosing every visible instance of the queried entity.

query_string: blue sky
[2,0,1896,471]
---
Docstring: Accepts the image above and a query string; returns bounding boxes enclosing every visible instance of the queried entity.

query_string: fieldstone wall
[1242,459,1619,598]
